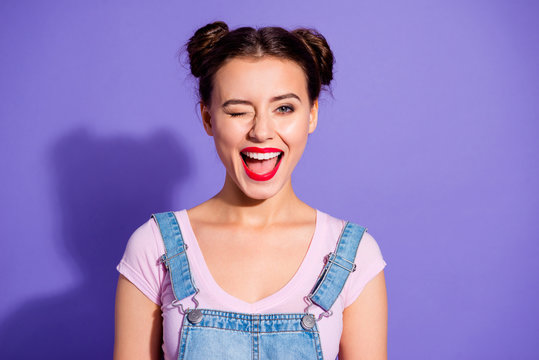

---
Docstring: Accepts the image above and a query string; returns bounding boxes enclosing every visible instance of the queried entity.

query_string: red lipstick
[240,147,283,181]
[241,147,282,153]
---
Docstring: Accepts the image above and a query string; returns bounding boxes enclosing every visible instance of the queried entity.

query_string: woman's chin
[222,165,291,202]
[232,175,289,201]
[238,183,282,201]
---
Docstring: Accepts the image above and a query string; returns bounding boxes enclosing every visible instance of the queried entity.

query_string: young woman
[114,21,387,360]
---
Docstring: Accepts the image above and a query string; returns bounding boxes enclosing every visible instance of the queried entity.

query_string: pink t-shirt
[116,209,387,360]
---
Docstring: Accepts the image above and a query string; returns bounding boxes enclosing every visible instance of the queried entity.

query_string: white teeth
[242,151,281,160]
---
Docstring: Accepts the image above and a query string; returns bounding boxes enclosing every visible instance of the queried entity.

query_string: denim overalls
[152,211,366,360]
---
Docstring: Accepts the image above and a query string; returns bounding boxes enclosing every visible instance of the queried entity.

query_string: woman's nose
[248,113,274,142]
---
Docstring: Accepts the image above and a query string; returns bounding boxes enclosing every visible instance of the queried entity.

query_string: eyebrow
[221,93,301,108]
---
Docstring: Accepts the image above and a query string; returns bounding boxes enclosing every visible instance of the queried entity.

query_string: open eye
[276,105,294,114]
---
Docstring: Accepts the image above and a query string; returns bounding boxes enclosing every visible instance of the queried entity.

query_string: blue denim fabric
[308,222,367,312]
[152,212,365,360]
[178,311,323,360]
[153,212,198,301]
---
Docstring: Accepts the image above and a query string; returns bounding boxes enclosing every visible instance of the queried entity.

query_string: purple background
[1,1,538,358]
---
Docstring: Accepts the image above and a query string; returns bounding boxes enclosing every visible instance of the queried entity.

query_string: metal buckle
[325,252,357,272]
[303,295,334,322]
[171,288,199,315]
[159,244,189,268]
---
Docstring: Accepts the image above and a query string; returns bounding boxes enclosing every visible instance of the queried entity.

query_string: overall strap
[308,221,367,312]
[152,211,198,301]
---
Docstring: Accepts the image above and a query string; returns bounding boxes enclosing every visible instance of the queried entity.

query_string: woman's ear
[200,102,213,136]
[308,99,319,134]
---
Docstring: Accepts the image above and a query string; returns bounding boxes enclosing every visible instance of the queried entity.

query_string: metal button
[301,314,315,330]
[187,309,203,324]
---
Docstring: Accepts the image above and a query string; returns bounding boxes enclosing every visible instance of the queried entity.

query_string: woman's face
[201,55,318,200]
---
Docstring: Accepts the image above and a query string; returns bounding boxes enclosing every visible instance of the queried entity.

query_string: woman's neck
[203,175,310,228]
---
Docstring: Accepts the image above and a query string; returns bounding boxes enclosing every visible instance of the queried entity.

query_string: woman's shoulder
[315,209,347,245]
[116,213,171,305]
[123,214,166,257]
[317,210,387,308]
[317,209,385,267]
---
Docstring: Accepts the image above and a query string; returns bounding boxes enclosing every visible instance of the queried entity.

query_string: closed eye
[229,113,246,118]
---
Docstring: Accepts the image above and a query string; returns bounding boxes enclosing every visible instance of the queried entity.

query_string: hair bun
[187,21,229,78]
[292,28,334,86]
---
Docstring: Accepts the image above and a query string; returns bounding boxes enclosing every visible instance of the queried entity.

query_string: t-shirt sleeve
[342,230,387,308]
[116,217,166,306]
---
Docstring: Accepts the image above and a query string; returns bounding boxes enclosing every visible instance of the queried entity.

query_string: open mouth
[240,148,284,181]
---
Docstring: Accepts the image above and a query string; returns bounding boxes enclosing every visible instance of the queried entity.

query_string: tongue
[245,156,278,174]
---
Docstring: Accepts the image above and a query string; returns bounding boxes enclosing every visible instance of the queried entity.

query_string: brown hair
[184,21,335,108]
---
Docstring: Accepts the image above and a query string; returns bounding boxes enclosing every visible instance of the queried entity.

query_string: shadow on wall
[0,128,190,359]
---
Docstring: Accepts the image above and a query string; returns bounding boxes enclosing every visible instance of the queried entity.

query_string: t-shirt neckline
[175,208,322,312]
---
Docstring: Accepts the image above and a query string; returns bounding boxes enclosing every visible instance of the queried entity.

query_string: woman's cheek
[281,119,310,147]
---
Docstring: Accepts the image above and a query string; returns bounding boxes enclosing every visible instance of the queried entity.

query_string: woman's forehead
[212,56,309,104]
